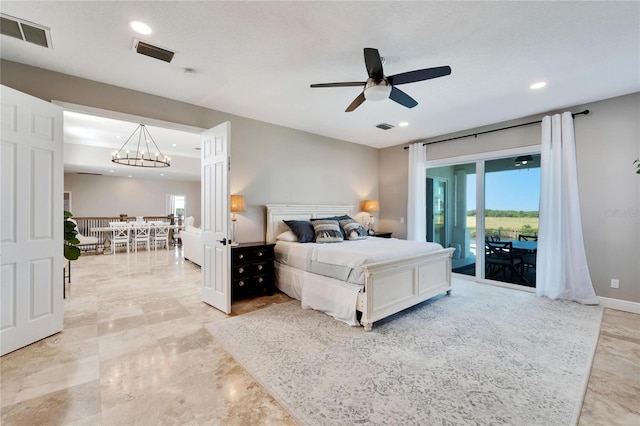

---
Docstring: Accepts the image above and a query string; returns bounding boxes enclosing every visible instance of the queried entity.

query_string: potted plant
[635,159,640,174]
[64,211,81,261]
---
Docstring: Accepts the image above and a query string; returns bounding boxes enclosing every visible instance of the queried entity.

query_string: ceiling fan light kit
[364,80,391,101]
[311,47,451,112]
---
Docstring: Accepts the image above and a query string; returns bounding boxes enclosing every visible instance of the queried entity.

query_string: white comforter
[275,237,444,284]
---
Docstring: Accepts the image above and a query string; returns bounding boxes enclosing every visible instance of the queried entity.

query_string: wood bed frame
[266,204,455,331]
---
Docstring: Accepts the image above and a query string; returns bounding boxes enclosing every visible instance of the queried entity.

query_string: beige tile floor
[1,248,638,425]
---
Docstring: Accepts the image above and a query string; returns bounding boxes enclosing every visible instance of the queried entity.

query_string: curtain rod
[403,109,590,149]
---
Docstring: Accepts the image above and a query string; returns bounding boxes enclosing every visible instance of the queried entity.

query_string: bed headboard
[265,204,354,243]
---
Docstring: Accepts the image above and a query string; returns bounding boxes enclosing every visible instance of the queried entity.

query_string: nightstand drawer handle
[238,280,245,287]
[257,252,263,257]
[257,277,263,283]
[257,265,263,271]
[238,267,244,274]
[238,254,244,260]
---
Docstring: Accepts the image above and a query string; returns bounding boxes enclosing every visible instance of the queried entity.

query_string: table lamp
[362,199,380,234]
[230,194,245,245]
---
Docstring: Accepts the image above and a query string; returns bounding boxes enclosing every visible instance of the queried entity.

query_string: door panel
[200,122,231,314]
[1,85,64,356]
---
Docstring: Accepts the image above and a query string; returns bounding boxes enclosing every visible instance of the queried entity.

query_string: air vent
[0,14,51,48]
[77,172,102,176]
[132,39,175,63]
[376,123,394,130]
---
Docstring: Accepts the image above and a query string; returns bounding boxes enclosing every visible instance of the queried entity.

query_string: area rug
[206,280,603,425]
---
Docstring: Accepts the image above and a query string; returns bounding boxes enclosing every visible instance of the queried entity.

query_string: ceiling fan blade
[389,87,418,109]
[388,66,452,86]
[310,82,366,88]
[364,48,384,81]
[345,92,366,112]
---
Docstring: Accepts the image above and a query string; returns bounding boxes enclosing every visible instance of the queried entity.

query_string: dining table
[503,239,537,252]
[90,223,183,253]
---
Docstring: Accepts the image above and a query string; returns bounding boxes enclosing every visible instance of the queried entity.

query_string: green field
[467,216,539,239]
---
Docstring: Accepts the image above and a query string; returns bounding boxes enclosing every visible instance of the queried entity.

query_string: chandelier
[111,124,171,168]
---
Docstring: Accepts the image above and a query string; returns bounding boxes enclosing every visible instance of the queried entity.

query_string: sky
[466,168,540,211]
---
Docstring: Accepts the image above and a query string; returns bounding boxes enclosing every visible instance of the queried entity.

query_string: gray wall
[1,60,379,243]
[4,60,636,303]
[64,173,201,224]
[380,92,640,303]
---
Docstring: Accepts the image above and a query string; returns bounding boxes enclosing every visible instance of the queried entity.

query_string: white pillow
[276,230,298,242]
[184,216,195,227]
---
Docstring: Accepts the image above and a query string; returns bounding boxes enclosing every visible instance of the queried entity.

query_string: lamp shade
[230,195,245,213]
[363,199,380,213]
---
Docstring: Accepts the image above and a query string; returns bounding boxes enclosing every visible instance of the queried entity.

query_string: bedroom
[1,1,638,424]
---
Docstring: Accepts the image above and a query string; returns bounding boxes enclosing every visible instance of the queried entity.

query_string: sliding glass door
[426,163,476,277]
[484,155,540,286]
[426,151,539,286]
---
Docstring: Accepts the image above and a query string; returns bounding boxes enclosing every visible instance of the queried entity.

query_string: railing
[468,228,539,241]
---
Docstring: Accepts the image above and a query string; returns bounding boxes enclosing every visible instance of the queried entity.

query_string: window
[167,194,186,219]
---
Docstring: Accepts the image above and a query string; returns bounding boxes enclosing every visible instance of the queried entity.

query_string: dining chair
[151,222,170,250]
[131,222,151,252]
[485,241,527,284]
[109,222,130,254]
[518,234,537,271]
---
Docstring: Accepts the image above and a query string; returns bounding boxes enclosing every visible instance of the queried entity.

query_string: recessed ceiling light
[172,144,177,147]
[530,81,547,90]
[399,122,409,127]
[129,20,152,35]
[160,173,165,176]
[115,135,122,139]
[128,175,132,178]
[109,169,114,173]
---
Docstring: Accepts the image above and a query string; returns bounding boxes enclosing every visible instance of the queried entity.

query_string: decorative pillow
[312,219,343,243]
[339,218,368,240]
[276,230,298,242]
[311,215,351,238]
[283,220,315,243]
[184,216,195,227]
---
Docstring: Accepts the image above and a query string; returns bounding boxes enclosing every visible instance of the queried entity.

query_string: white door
[200,121,231,313]
[1,85,64,356]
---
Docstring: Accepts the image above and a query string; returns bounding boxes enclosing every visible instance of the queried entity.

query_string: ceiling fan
[310,48,451,112]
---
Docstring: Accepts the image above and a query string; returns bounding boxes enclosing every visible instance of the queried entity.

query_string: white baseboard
[597,296,640,314]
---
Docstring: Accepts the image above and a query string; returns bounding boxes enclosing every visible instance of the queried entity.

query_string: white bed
[266,204,455,331]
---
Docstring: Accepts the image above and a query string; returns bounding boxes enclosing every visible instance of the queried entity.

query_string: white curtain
[537,112,598,304]
[166,195,175,217]
[407,143,427,241]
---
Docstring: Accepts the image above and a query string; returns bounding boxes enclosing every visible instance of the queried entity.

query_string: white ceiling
[1,1,639,179]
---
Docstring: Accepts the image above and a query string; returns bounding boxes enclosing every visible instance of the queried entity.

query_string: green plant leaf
[63,211,81,261]
[64,244,81,261]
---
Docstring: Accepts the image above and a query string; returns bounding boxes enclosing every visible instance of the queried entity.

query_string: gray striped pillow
[312,220,343,243]
[339,218,367,240]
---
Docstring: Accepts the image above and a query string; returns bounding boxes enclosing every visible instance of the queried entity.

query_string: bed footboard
[358,247,455,331]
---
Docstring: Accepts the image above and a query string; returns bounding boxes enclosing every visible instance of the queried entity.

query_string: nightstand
[370,232,392,238]
[231,242,275,300]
